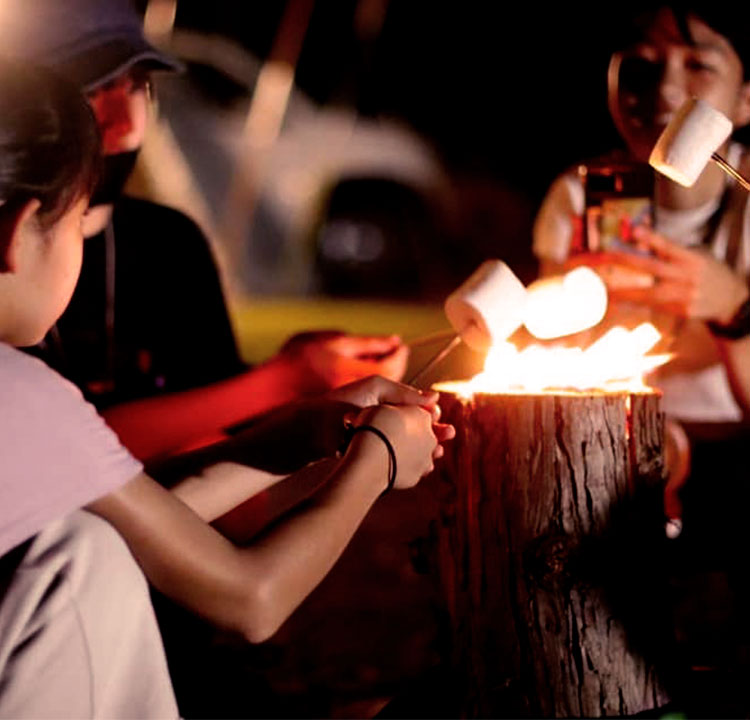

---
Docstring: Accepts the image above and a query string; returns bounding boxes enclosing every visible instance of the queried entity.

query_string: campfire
[431,267,672,718]
[438,263,671,397]
[440,321,670,396]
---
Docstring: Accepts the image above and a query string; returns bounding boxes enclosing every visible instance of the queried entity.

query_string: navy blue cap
[1,0,183,91]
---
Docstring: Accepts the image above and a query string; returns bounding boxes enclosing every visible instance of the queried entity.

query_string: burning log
[432,388,674,717]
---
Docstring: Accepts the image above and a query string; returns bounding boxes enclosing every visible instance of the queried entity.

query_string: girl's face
[609,8,750,162]
[16,196,88,346]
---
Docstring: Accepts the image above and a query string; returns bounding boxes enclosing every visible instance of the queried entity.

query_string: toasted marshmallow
[523,267,608,340]
[649,97,732,187]
[444,260,527,351]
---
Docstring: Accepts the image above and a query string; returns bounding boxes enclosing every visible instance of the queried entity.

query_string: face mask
[89,150,139,207]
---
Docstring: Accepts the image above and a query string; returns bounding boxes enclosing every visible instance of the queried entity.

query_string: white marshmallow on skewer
[649,97,733,187]
[523,267,608,340]
[411,262,607,386]
[444,259,528,351]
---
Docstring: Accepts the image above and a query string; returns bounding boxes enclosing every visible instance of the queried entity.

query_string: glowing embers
[437,322,670,397]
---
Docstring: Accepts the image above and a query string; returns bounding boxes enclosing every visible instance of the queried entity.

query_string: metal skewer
[710,152,750,192]
[407,327,457,349]
[407,333,462,387]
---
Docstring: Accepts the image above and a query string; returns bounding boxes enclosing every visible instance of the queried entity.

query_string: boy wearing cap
[3,0,409,463]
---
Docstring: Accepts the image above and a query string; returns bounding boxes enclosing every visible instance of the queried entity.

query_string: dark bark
[433,391,674,717]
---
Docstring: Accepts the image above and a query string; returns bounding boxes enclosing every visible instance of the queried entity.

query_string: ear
[733,81,750,129]
[0,199,42,273]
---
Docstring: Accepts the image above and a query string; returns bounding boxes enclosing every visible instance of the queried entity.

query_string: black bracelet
[707,296,750,339]
[340,424,397,495]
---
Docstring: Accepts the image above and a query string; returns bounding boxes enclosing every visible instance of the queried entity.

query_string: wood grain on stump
[433,390,673,717]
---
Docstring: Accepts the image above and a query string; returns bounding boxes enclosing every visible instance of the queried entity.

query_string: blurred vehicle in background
[127,0,538,389]
[127,15,461,301]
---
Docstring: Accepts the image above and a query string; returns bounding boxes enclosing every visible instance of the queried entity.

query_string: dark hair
[0,58,100,229]
[613,4,750,80]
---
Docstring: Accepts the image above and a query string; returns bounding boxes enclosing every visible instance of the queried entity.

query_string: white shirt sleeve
[532,170,585,265]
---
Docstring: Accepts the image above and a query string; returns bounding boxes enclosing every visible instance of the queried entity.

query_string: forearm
[88,475,270,639]
[103,355,304,462]
[146,396,353,484]
[89,441,388,642]
[244,437,388,629]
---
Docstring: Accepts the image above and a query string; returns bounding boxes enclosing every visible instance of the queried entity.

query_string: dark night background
[131,2,750,298]
[137,1,635,291]
[169,2,622,198]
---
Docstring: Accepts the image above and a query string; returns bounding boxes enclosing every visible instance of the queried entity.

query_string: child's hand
[277,331,409,391]
[564,250,656,291]
[244,376,441,467]
[349,403,455,490]
[326,374,440,420]
[581,226,749,322]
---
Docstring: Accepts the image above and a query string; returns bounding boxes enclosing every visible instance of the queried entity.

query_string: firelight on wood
[432,269,673,715]
[430,257,674,716]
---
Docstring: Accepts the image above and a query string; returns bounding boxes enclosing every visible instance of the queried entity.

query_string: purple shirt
[0,343,142,556]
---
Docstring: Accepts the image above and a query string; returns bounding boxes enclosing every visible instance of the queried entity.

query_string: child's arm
[101,333,408,463]
[146,375,441,484]
[88,403,449,644]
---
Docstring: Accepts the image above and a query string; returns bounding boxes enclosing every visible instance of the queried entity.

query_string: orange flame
[437,322,671,397]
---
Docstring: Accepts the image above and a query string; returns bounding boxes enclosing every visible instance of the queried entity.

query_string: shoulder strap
[722,150,750,270]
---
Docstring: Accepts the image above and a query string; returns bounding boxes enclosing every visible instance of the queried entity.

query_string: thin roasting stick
[406,328,456,348]
[407,334,462,387]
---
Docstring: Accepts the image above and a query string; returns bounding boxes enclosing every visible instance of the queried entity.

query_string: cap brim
[55,37,184,92]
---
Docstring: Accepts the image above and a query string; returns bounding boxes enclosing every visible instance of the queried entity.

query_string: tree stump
[433,390,674,717]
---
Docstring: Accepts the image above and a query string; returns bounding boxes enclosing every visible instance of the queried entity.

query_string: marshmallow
[649,97,732,187]
[523,267,608,340]
[444,260,527,351]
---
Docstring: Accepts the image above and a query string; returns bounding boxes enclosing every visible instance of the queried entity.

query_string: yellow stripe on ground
[229,296,449,363]
[228,295,486,387]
